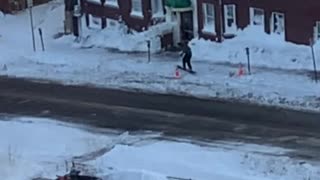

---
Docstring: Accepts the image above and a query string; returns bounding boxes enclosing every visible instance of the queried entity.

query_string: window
[250,7,264,26]
[271,12,285,36]
[151,0,164,18]
[315,22,320,41]
[105,0,118,7]
[131,0,143,17]
[224,4,237,33]
[202,3,215,34]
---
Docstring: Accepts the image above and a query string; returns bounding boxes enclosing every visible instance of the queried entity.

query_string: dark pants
[183,55,192,70]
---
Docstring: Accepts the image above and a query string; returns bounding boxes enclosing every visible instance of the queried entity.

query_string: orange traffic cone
[237,63,245,77]
[175,68,181,79]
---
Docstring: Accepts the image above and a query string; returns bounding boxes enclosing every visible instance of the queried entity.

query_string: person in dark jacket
[180,41,193,71]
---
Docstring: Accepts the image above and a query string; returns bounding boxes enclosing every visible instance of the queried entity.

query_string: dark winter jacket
[181,44,192,58]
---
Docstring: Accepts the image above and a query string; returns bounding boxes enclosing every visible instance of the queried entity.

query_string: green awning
[165,0,191,8]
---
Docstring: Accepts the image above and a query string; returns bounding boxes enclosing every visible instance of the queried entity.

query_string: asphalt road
[0,76,320,161]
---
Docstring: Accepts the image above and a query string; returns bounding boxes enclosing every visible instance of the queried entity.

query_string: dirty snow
[1,117,320,180]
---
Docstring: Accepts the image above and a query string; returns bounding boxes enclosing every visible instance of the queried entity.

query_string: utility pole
[147,40,151,63]
[310,38,318,83]
[218,0,224,42]
[28,0,36,52]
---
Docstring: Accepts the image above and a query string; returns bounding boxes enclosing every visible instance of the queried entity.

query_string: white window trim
[202,3,216,35]
[104,0,118,7]
[249,7,264,26]
[151,0,164,18]
[270,12,285,37]
[130,0,143,18]
[223,4,237,34]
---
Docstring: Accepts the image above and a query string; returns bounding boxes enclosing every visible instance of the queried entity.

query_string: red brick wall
[197,0,220,41]
[223,0,249,29]
[197,0,320,45]
[0,0,10,13]
[197,0,248,42]
[82,0,320,45]
[0,0,50,13]
[82,0,158,31]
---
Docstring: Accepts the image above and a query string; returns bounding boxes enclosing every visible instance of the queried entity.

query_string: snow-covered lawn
[0,0,319,112]
[1,117,320,180]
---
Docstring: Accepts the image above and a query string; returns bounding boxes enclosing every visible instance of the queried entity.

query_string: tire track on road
[1,77,320,162]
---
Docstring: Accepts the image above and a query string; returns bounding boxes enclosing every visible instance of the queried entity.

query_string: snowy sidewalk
[153,52,317,78]
[1,47,319,112]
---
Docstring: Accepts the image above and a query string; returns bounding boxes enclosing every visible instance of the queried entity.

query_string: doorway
[180,11,194,41]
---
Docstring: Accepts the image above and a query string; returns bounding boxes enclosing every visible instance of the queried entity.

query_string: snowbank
[89,141,320,180]
[34,1,65,37]
[191,26,319,71]
[0,117,111,158]
[76,22,174,53]
[102,170,168,180]
[1,117,320,180]
[0,153,43,180]
[243,154,320,180]
[0,11,4,18]
[0,117,165,180]
[0,117,114,179]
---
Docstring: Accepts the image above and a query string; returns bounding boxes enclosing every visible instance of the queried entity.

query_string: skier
[179,41,193,71]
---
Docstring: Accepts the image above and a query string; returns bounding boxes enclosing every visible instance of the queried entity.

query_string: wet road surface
[0,76,320,161]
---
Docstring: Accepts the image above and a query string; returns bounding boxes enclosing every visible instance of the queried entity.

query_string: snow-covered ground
[0,1,319,112]
[191,27,320,71]
[2,3,320,179]
[1,117,320,180]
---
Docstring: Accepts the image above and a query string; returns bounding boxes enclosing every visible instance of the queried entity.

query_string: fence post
[38,28,45,51]
[147,40,151,63]
[310,38,318,83]
[245,47,251,75]
[29,6,36,52]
